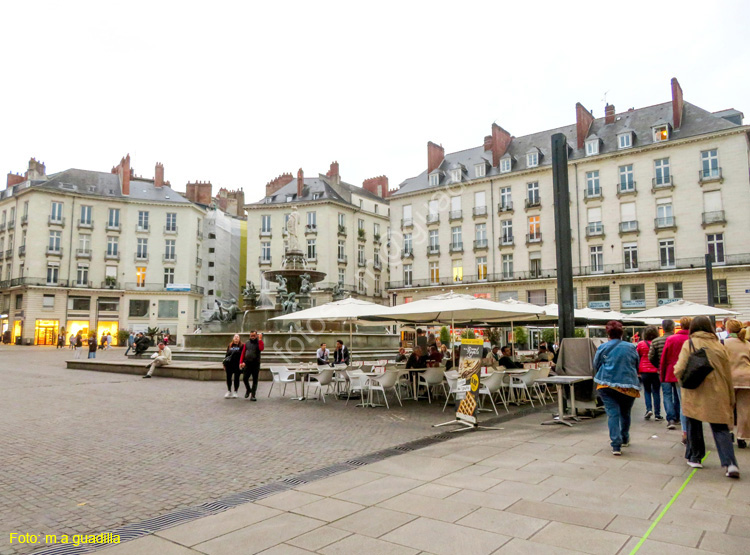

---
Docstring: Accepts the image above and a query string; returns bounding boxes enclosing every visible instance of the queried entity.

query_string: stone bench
[66,360,272,381]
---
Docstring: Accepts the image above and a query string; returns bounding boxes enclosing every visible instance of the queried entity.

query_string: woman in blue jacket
[594,321,641,456]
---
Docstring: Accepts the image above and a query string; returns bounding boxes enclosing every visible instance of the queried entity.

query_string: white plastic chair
[509,368,545,407]
[535,366,555,403]
[346,369,368,406]
[417,367,447,403]
[367,370,402,409]
[443,370,460,412]
[268,366,297,398]
[478,371,509,415]
[307,369,335,402]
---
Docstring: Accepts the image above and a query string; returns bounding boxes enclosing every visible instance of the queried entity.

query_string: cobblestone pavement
[0,346,522,555]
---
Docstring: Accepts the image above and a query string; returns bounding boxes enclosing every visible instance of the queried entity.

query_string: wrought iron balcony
[76,248,92,259]
[619,221,639,234]
[583,189,602,201]
[499,235,514,247]
[616,182,637,196]
[702,211,726,226]
[104,251,120,261]
[18,245,25,257]
[48,216,65,227]
[450,242,463,253]
[20,215,28,226]
[651,176,674,191]
[401,218,413,229]
[77,219,93,229]
[337,254,348,263]
[426,214,440,225]
[472,206,488,217]
[427,245,440,256]
[473,239,488,250]
[134,253,149,262]
[164,225,179,235]
[524,198,541,209]
[401,249,413,259]
[526,233,542,245]
[106,222,121,232]
[699,167,722,184]
[135,224,150,233]
[46,246,63,256]
[162,254,176,263]
[654,216,677,230]
[585,223,604,238]
[497,201,514,213]
[258,256,272,265]
[449,210,462,221]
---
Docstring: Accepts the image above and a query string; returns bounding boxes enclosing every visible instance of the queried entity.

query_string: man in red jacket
[660,316,691,440]
[240,331,264,401]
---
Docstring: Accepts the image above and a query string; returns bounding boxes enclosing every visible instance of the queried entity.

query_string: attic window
[585,138,599,156]
[526,151,539,168]
[653,125,670,142]
[286,195,293,202]
[500,157,512,173]
[429,173,440,187]
[312,192,322,200]
[617,132,633,149]
[474,164,486,178]
[451,169,462,182]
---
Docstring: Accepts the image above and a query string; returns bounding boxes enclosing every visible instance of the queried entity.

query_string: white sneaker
[726,465,740,478]
[231,391,238,398]
[224,391,232,399]
[687,461,703,469]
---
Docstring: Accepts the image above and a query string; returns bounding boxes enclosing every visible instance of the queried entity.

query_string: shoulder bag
[679,339,714,389]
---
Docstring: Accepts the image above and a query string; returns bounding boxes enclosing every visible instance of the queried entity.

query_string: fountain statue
[242,281,259,310]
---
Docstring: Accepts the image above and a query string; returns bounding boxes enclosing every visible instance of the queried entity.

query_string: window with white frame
[357,244,365,265]
[429,173,440,186]
[261,215,271,234]
[707,233,725,264]
[80,205,92,225]
[261,242,271,261]
[713,279,729,305]
[501,220,513,243]
[618,132,633,149]
[337,213,345,228]
[590,245,603,272]
[527,151,539,167]
[654,158,671,186]
[500,156,512,173]
[527,289,547,305]
[358,273,365,293]
[358,218,364,230]
[653,124,669,142]
[620,284,646,309]
[76,264,89,286]
[46,264,59,285]
[136,238,148,259]
[403,205,412,224]
[703,190,723,223]
[337,240,345,260]
[527,182,540,204]
[701,149,719,179]
[474,191,486,209]
[428,229,439,250]
[618,165,635,191]
[452,260,463,282]
[138,210,149,230]
[50,201,63,222]
[164,268,175,286]
[403,233,412,254]
[78,234,91,253]
[451,226,462,248]
[620,202,637,231]
[475,223,487,243]
[657,282,683,304]
[429,262,439,284]
[165,239,176,260]
[659,239,675,268]
[500,187,512,209]
[587,286,610,308]
[428,199,439,222]
[338,268,345,285]
[374,275,380,294]
[623,243,638,271]
[586,170,600,197]
[529,251,542,277]
[451,168,462,182]
[373,222,380,238]
[656,198,673,227]
[48,230,61,252]
[307,239,317,260]
[477,256,487,280]
[107,208,119,228]
[403,264,412,286]
[373,249,380,267]
[450,196,461,214]
[587,207,602,235]
[475,163,486,178]
[166,212,177,232]
[528,216,541,241]
[585,139,599,156]
[307,211,316,230]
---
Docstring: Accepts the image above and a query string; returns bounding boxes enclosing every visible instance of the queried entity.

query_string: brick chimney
[297,168,304,198]
[483,135,492,151]
[185,181,213,205]
[605,103,616,125]
[575,103,594,149]
[427,141,445,173]
[26,158,46,180]
[7,173,24,188]
[111,154,132,195]
[491,123,512,167]
[671,77,684,129]
[265,173,294,197]
[154,162,164,188]
[362,175,389,198]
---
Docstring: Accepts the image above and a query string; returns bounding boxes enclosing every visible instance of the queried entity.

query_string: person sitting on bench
[133,332,150,356]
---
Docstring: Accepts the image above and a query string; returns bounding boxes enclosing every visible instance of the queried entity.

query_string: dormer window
[617,132,633,150]
[500,156,512,174]
[285,194,294,202]
[526,150,539,168]
[474,163,486,178]
[312,192,322,200]
[652,124,670,142]
[585,138,600,156]
[429,173,440,187]
[451,168,462,182]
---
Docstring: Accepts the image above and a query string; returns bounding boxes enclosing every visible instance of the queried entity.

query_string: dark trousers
[243,362,260,397]
[225,366,240,391]
[685,417,737,467]
[598,387,636,449]
[641,373,662,417]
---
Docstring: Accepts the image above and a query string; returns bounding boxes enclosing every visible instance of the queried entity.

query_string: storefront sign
[166,284,191,292]
[657,298,680,306]
[621,299,646,309]
[588,301,610,309]
[455,338,484,425]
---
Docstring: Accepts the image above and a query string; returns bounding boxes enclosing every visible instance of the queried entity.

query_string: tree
[460,329,476,339]
[541,328,556,345]
[117,329,131,346]
[574,328,586,338]
[439,326,451,346]
[486,327,501,346]
[513,326,528,348]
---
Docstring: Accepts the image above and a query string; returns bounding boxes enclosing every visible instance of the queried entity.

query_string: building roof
[394,101,742,196]
[252,174,387,207]
[1,168,194,205]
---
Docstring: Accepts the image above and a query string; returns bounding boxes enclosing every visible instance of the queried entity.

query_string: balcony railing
[619,221,639,234]
[76,248,92,258]
[699,167,722,184]
[427,246,440,256]
[134,253,149,262]
[616,182,637,196]
[48,216,65,227]
[450,242,463,253]
[101,281,121,289]
[526,233,542,244]
[357,259,367,267]
[104,251,120,260]
[164,225,179,235]
[337,254,348,263]
[135,224,150,233]
[4,249,12,258]
[525,198,541,209]
[585,223,604,237]
[305,225,317,233]
[499,235,514,247]
[163,254,176,263]
[655,216,677,230]
[357,229,366,241]
[583,189,602,201]
[449,210,462,221]
[498,201,514,213]
[7,220,15,230]
[473,206,488,217]
[72,281,93,288]
[401,218,413,229]
[77,219,93,229]
[0,223,5,231]
[426,214,440,225]
[337,225,346,235]
[122,283,205,294]
[20,215,28,226]
[196,230,203,240]
[106,222,121,232]
[373,260,382,270]
[401,249,413,259]
[652,176,674,191]
[18,245,25,257]
[702,211,726,225]
[46,246,63,256]
[258,256,272,265]
[473,239,488,250]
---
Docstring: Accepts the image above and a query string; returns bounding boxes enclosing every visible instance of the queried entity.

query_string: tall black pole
[705,253,715,326]
[551,133,575,339]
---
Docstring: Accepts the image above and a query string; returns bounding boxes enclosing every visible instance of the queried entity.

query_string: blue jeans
[661,382,679,423]
[685,417,737,467]
[676,385,687,432]
[598,388,636,449]
[641,373,661,417]
[88,352,96,359]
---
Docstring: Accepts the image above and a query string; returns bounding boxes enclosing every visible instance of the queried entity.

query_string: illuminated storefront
[35,319,60,346]
[12,320,23,344]
[96,321,119,345]
[66,320,90,340]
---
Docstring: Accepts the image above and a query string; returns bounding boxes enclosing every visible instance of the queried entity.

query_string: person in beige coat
[674,316,739,478]
[725,319,750,448]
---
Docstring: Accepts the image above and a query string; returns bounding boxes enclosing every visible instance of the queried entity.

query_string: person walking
[124,331,135,356]
[56,332,65,349]
[223,334,243,398]
[88,335,97,359]
[650,320,675,424]
[100,333,107,350]
[143,341,172,378]
[69,333,75,350]
[661,317,691,440]
[74,332,83,359]
[106,332,113,350]
[594,321,641,456]
[638,326,663,421]
[674,315,739,478]
[239,331,264,400]
[725,319,750,449]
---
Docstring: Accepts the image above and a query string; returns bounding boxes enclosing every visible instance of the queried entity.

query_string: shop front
[1,314,8,344]
[35,319,60,346]
[96,321,119,345]
[66,320,90,342]
[12,320,23,345]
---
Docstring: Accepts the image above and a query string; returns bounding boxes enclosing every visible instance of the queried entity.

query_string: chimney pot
[155,162,165,188]
[575,103,594,149]
[490,124,512,167]
[671,77,684,129]
[297,168,304,198]
[427,141,445,174]
[605,103,616,125]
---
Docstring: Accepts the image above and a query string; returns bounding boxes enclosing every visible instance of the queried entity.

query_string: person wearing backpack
[674,315,738,478]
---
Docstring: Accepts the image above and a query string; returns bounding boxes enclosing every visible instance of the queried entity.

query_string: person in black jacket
[223,334,243,399]
[498,345,523,369]
[239,331,264,401]
[333,340,350,365]
[133,332,150,356]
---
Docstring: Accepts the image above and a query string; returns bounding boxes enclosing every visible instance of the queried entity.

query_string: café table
[357,371,386,408]
[286,364,322,401]
[536,375,593,426]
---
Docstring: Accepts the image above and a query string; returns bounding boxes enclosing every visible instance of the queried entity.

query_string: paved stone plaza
[2,346,749,554]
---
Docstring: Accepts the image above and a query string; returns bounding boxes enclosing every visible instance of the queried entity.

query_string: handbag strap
[688,338,695,353]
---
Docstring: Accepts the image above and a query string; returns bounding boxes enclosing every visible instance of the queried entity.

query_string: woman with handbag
[223,334,243,399]
[725,319,750,449]
[674,315,739,477]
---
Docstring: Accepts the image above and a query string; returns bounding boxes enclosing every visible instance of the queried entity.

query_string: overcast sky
[1,0,748,202]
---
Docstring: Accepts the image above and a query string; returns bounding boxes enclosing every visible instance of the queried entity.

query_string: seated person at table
[491,346,502,363]
[316,343,330,365]
[481,347,499,369]
[497,345,523,369]
[427,345,443,364]
[535,345,554,363]
[333,340,350,365]
[406,346,427,369]
[445,346,460,371]
[394,347,408,363]
[440,344,449,358]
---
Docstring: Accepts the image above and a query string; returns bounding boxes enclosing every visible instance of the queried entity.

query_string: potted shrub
[105,276,117,288]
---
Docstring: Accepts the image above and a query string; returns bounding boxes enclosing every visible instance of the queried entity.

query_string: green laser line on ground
[629,451,711,554]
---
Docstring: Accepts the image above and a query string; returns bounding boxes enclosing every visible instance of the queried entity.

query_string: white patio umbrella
[629,299,738,320]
